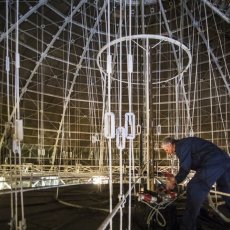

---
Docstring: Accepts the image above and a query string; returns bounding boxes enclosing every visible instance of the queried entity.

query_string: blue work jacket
[174,137,230,184]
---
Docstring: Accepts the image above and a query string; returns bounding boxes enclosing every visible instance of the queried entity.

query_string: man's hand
[166,175,176,190]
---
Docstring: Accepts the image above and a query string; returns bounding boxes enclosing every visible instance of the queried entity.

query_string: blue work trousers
[180,164,230,230]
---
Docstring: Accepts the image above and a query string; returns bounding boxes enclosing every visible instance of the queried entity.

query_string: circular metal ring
[97,34,192,85]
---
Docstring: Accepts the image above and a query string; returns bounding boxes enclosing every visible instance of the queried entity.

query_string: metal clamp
[104,112,115,139]
[116,127,126,150]
[125,112,135,140]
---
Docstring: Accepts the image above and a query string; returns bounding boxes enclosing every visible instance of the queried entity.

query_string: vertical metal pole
[145,38,150,190]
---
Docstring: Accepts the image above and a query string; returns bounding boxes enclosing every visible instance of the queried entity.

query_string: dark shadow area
[0,184,229,230]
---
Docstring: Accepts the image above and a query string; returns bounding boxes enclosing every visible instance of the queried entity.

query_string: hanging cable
[6,1,10,120]
[118,1,124,229]
[211,8,230,151]
[203,2,214,142]
[40,8,45,166]
[57,1,74,199]
[127,1,133,229]
[104,1,114,229]
[5,2,15,229]
[14,0,26,228]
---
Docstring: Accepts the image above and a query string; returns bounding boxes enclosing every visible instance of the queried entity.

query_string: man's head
[161,137,176,156]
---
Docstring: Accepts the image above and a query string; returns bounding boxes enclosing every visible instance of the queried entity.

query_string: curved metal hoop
[96,34,192,85]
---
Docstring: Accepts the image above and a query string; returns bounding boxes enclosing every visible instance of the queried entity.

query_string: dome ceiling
[0,0,229,164]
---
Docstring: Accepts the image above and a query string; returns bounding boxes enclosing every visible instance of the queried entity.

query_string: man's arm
[166,175,177,190]
[175,167,190,184]
[175,139,192,184]
[165,168,190,190]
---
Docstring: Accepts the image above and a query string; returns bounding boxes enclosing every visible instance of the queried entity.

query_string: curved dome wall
[0,0,229,165]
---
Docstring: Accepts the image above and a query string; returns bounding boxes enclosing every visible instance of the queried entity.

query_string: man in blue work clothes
[161,136,230,230]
